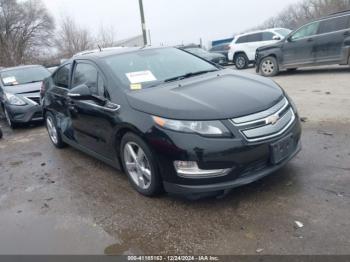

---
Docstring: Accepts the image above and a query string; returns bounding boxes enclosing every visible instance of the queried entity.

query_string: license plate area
[270,134,295,164]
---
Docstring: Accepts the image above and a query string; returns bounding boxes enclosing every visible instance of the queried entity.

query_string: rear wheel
[121,133,162,196]
[45,112,66,148]
[234,53,249,70]
[259,56,279,77]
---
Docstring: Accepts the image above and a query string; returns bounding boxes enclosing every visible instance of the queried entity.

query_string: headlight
[284,93,298,114]
[4,92,26,106]
[152,116,231,137]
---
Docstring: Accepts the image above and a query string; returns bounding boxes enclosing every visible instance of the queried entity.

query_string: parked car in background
[228,28,292,69]
[181,45,228,65]
[42,47,301,198]
[209,43,231,60]
[0,65,50,128]
[256,10,350,76]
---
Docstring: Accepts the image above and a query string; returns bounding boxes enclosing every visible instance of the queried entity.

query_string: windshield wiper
[164,69,218,83]
[21,80,42,85]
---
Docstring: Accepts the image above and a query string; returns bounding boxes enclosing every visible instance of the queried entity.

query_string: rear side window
[318,15,350,34]
[248,33,262,42]
[54,64,71,88]
[236,35,249,44]
[262,32,275,41]
[73,63,105,97]
[236,33,262,44]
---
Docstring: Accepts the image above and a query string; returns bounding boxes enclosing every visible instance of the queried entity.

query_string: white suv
[228,28,291,69]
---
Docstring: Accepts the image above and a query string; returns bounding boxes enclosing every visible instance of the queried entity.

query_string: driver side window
[72,63,106,97]
[291,22,320,41]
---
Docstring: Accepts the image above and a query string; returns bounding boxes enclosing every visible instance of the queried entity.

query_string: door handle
[307,38,314,42]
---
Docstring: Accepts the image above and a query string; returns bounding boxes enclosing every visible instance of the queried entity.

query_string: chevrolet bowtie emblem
[266,115,280,125]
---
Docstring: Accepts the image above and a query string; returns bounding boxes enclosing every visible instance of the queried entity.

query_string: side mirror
[68,84,92,100]
[273,36,281,41]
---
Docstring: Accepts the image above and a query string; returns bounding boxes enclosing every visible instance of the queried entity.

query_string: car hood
[126,69,284,120]
[2,82,42,95]
[257,41,284,52]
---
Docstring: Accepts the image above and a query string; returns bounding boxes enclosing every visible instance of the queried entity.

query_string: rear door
[314,14,350,63]
[282,21,320,66]
[245,33,263,61]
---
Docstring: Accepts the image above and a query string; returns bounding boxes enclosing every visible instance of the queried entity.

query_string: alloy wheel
[123,142,152,190]
[46,116,58,144]
[236,56,246,69]
[261,59,275,75]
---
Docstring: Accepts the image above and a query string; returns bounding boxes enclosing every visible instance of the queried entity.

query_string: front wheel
[45,112,66,148]
[121,133,162,196]
[259,56,279,77]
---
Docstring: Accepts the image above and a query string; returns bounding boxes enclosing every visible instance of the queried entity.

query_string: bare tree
[97,24,117,48]
[253,0,350,31]
[55,16,94,58]
[0,0,54,67]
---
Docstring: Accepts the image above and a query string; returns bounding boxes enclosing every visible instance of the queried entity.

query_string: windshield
[103,48,218,88]
[275,29,292,37]
[0,66,50,86]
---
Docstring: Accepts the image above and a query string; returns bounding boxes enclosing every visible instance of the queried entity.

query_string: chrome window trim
[79,101,121,112]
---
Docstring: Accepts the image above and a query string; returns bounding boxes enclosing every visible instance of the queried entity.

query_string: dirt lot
[0,66,349,255]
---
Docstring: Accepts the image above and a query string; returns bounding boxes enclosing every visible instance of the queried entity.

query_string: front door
[68,61,119,159]
[282,21,320,66]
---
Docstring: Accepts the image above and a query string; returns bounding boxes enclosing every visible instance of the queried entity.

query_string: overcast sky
[42,0,299,46]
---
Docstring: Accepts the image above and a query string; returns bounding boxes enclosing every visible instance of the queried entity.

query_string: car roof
[0,64,43,73]
[72,46,176,60]
[235,28,289,38]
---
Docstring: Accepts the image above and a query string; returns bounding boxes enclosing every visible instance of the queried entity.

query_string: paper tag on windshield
[126,70,156,84]
[130,83,142,90]
[2,76,16,84]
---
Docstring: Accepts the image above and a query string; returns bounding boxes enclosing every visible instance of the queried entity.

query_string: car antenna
[98,45,102,52]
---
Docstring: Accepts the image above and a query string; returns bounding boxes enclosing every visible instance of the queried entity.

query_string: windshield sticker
[130,83,142,90]
[126,70,156,84]
[2,76,17,84]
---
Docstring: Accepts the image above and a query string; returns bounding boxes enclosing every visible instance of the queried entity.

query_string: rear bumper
[5,103,43,123]
[164,141,301,196]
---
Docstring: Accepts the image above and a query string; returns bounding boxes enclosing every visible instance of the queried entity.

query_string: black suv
[256,10,350,76]
[42,47,301,198]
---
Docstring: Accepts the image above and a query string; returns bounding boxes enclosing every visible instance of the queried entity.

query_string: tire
[4,107,18,129]
[120,132,162,196]
[234,53,249,70]
[45,112,66,148]
[259,56,279,77]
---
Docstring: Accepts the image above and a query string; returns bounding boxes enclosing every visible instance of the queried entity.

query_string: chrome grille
[231,97,295,142]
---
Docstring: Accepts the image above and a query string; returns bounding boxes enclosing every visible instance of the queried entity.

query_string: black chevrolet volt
[42,47,301,198]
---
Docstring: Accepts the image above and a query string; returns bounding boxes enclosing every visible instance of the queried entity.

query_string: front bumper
[146,116,301,196]
[5,103,43,123]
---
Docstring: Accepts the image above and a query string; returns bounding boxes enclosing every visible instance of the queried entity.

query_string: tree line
[255,0,350,30]
[0,0,117,67]
[1,0,350,67]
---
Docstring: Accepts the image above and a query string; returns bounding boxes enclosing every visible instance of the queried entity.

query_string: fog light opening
[173,161,231,178]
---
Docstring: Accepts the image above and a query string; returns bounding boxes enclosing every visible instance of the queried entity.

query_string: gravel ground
[0,65,349,255]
